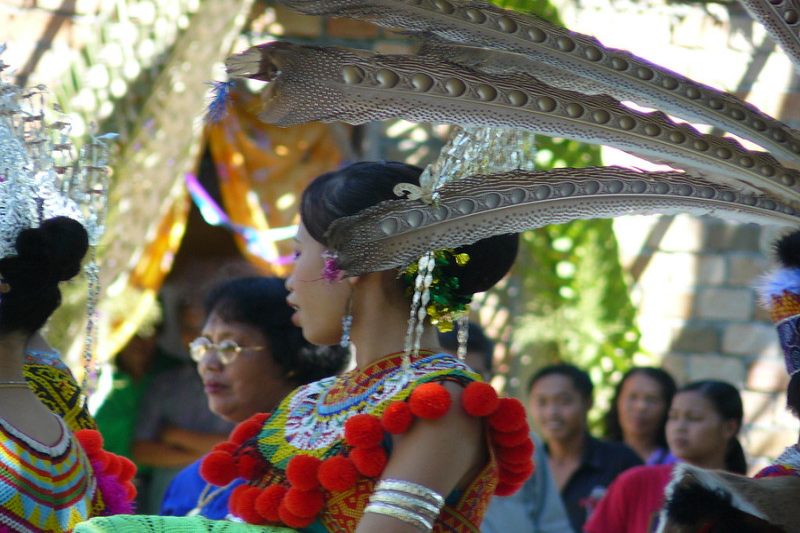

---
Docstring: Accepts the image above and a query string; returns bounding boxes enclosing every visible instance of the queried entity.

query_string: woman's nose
[198,351,223,373]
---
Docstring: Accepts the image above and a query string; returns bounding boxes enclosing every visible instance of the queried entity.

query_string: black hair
[527,363,593,401]
[679,380,747,475]
[204,277,348,386]
[300,161,519,296]
[772,230,800,417]
[438,321,494,375]
[604,367,677,449]
[788,373,800,418]
[0,217,88,336]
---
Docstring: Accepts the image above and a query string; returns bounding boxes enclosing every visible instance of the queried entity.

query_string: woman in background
[604,367,677,465]
[160,276,349,518]
[586,380,746,533]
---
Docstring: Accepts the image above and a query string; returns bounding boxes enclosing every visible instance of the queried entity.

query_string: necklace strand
[0,381,28,388]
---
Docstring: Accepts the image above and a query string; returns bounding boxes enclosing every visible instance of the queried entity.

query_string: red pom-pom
[213,441,238,454]
[283,487,324,518]
[279,501,316,528]
[74,429,103,456]
[496,439,535,465]
[488,398,527,433]
[500,460,534,474]
[237,453,264,481]
[318,456,358,492]
[382,402,413,434]
[462,382,500,417]
[499,461,535,484]
[237,486,268,524]
[286,455,322,490]
[491,426,530,448]
[200,451,238,486]
[409,382,452,420]
[105,454,122,477]
[94,452,112,471]
[118,456,136,482]
[255,485,287,522]
[494,481,523,496]
[251,412,270,426]
[230,419,263,445]
[124,481,137,501]
[344,414,384,448]
[349,446,387,477]
[229,484,249,516]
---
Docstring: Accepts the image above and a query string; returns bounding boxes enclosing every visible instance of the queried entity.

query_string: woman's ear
[721,418,739,441]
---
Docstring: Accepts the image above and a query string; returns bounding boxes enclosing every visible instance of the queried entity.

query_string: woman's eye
[292,250,301,260]
[218,340,239,353]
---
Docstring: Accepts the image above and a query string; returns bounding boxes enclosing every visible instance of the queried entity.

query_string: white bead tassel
[403,252,435,374]
[456,314,470,361]
[82,250,100,395]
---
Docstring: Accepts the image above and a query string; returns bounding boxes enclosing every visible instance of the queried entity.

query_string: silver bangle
[364,501,434,531]
[375,479,445,508]
[369,491,441,520]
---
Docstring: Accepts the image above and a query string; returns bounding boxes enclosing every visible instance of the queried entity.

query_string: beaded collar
[257,351,476,468]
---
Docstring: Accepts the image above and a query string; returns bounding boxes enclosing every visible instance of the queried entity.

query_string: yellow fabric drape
[206,88,344,275]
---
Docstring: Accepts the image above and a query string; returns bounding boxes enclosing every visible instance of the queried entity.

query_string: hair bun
[447,233,519,296]
[15,217,88,283]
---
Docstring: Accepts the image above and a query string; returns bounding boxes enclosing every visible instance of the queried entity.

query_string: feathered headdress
[223,0,800,277]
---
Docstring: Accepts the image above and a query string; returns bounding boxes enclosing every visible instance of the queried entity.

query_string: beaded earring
[340,294,353,349]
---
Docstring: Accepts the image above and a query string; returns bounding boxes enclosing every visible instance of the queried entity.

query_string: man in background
[439,323,571,533]
[528,364,641,532]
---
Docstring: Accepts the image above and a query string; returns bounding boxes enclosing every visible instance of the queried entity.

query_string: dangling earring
[456,314,470,361]
[340,294,353,349]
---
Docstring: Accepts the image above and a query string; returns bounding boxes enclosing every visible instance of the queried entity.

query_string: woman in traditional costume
[0,217,136,532]
[0,56,137,530]
[78,162,532,532]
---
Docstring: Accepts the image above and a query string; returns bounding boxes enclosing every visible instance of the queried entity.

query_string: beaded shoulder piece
[258,351,476,467]
[23,350,97,432]
[199,352,535,531]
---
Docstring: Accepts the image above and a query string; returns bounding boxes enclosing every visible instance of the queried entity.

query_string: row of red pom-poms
[74,429,138,514]
[200,381,535,527]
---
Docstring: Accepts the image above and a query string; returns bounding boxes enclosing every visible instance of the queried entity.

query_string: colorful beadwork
[0,417,96,532]
[201,351,535,532]
[755,445,800,478]
[23,351,97,433]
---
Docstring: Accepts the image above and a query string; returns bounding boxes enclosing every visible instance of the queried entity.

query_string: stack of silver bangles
[364,478,445,531]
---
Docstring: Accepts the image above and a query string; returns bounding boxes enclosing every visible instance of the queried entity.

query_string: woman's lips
[204,382,227,394]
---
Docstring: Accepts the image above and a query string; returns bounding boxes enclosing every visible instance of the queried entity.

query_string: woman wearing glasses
[160,276,349,519]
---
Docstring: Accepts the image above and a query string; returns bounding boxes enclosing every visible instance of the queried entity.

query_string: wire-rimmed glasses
[189,337,266,365]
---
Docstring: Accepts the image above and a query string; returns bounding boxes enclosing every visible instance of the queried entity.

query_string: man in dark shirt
[528,364,642,533]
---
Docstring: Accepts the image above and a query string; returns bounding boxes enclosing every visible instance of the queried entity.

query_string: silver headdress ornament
[0,46,114,390]
[226,0,800,364]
